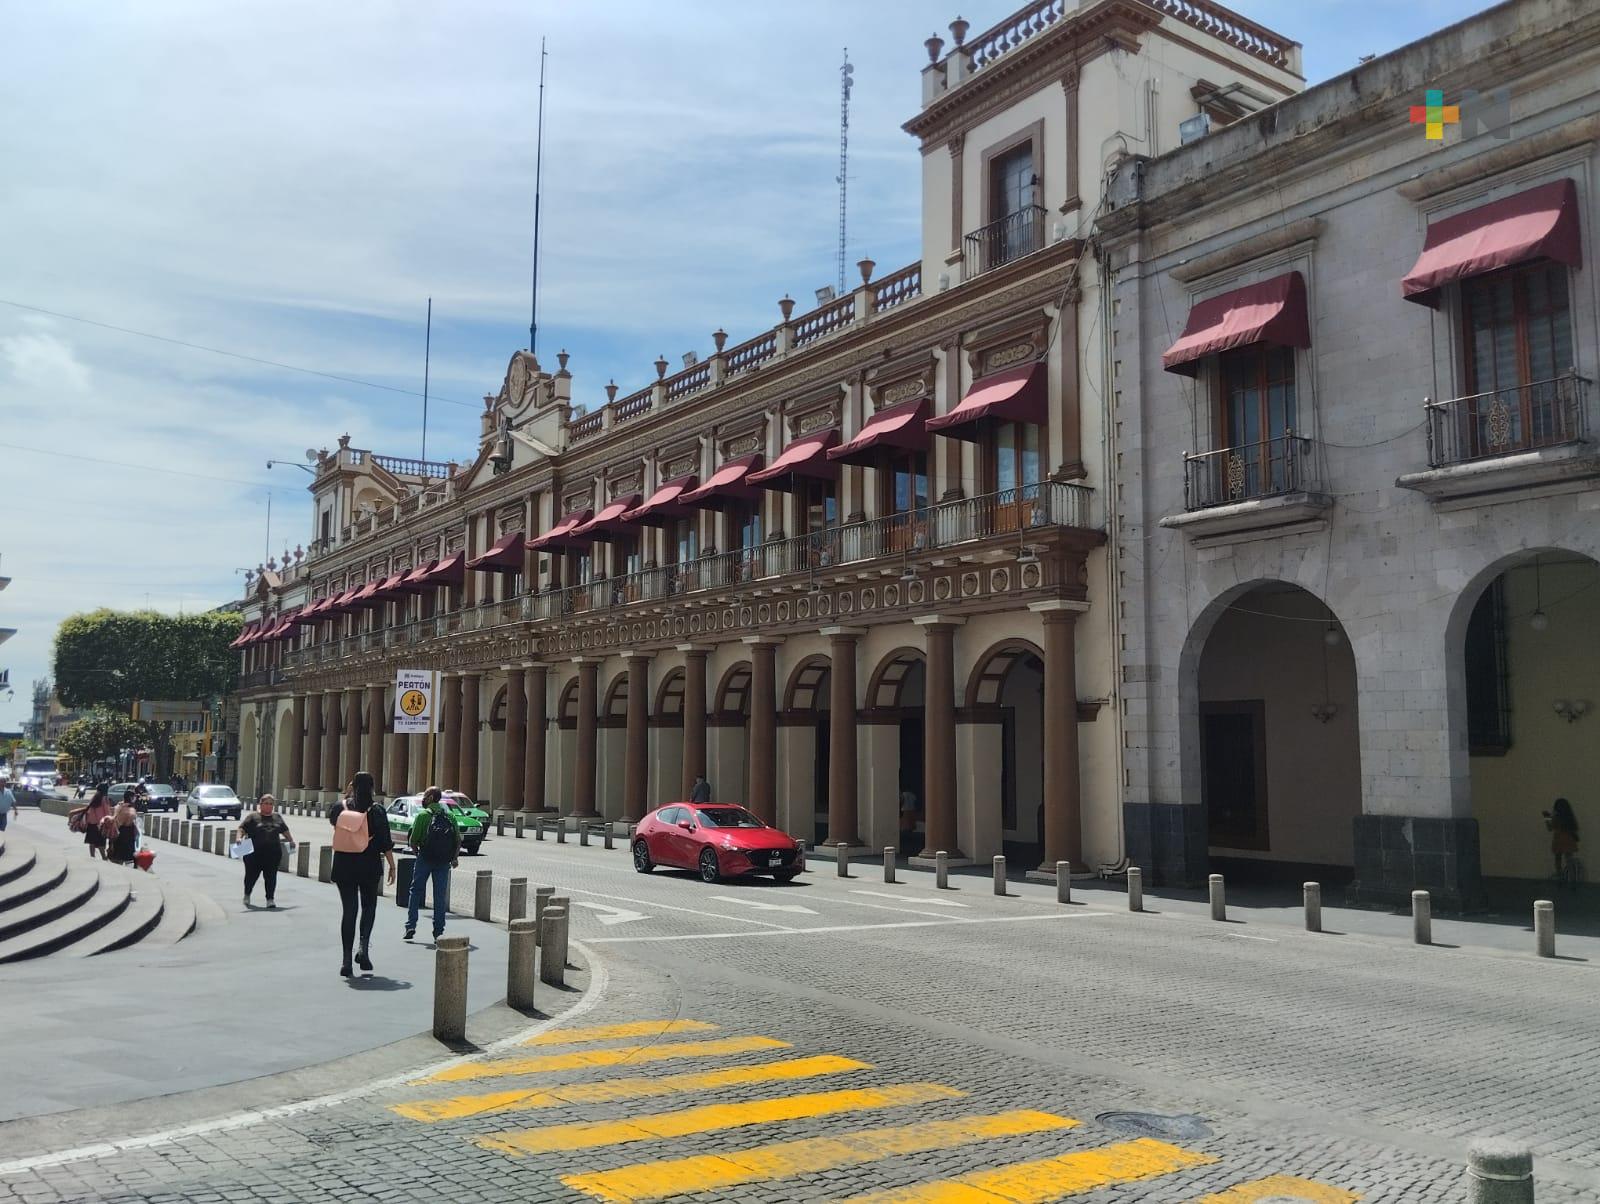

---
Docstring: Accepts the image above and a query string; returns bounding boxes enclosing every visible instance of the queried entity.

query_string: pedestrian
[0,779,15,833]
[328,770,395,978]
[690,774,711,803]
[236,793,295,909]
[898,789,919,856]
[106,789,141,866]
[80,785,112,859]
[404,787,461,943]
[1545,798,1581,889]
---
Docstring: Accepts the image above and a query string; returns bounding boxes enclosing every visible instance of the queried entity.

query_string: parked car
[385,793,487,856]
[185,784,242,821]
[135,784,178,813]
[632,802,803,883]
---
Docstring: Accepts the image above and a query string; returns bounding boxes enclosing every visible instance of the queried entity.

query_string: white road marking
[570,900,649,926]
[588,911,1109,944]
[708,894,818,915]
[1222,931,1278,942]
[555,884,795,930]
[851,889,968,908]
[0,940,610,1177]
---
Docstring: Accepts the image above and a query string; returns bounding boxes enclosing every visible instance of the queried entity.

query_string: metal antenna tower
[836,50,853,294]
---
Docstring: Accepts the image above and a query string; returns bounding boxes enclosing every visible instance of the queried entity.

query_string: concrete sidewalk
[1,816,516,1123]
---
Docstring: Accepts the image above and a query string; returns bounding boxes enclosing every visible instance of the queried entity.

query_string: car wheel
[632,839,654,873]
[772,869,800,883]
[698,848,722,884]
[465,839,483,856]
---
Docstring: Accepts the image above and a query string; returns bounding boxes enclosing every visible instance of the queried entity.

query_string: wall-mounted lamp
[1553,699,1591,723]
[1310,702,1339,724]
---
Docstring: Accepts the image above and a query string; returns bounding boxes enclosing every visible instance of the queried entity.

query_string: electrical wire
[0,440,280,489]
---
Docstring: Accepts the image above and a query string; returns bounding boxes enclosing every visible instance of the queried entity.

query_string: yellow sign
[393,669,439,734]
[399,689,428,717]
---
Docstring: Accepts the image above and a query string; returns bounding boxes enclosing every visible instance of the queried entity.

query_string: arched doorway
[711,661,752,802]
[1188,581,1360,883]
[866,649,925,854]
[967,641,1046,867]
[237,711,260,799]
[599,672,630,816]
[273,707,296,798]
[1448,550,1600,883]
[652,667,686,805]
[782,656,831,843]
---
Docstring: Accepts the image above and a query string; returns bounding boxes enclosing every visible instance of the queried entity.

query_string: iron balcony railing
[1424,372,1589,468]
[1183,432,1315,511]
[963,205,1046,278]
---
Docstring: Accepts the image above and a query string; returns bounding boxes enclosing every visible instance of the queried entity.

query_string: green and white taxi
[385,791,488,856]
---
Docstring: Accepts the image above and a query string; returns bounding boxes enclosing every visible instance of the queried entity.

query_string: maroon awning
[748,431,840,490]
[529,509,594,552]
[926,362,1047,442]
[571,495,643,541]
[418,551,466,587]
[826,398,931,466]
[395,561,437,593]
[320,587,360,617]
[265,613,299,641]
[291,601,327,625]
[468,530,526,574]
[1162,271,1310,376]
[368,571,408,600]
[623,476,699,525]
[680,455,765,508]
[230,622,260,649]
[1402,179,1581,308]
[346,581,384,609]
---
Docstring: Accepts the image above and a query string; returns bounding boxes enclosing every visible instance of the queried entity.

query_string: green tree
[53,610,244,710]
[58,710,156,768]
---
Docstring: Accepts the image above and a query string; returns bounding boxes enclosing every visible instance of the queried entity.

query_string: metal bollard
[514,814,525,839]
[1413,889,1432,945]
[474,870,493,922]
[535,818,546,841]
[508,877,528,922]
[579,823,590,847]
[507,918,538,1011]
[603,823,614,850]
[318,845,334,883]
[395,855,415,906]
[797,839,810,871]
[432,935,470,1042]
[189,822,202,849]
[1128,866,1143,912]
[297,841,312,878]
[835,843,850,878]
[1304,881,1322,933]
[1056,861,1071,904]
[1534,899,1555,958]
[496,813,506,837]
[202,826,215,855]
[883,846,896,884]
[534,885,554,945]
[993,855,1006,896]
[556,821,566,844]
[1209,873,1226,921]
[935,850,949,889]
[538,907,567,986]
[1466,1138,1533,1203]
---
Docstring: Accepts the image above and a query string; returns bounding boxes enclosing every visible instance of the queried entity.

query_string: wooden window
[1215,345,1297,497]
[1460,263,1574,454]
[1201,699,1269,850]
[728,501,762,555]
[880,450,930,517]
[1465,579,1511,755]
[990,143,1035,223]
[667,518,697,565]
[797,477,839,535]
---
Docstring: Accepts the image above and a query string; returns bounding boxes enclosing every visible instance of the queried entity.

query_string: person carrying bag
[404,787,461,943]
[236,793,295,908]
[327,771,394,978]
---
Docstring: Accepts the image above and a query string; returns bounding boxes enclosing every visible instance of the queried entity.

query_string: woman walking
[82,785,112,859]
[328,771,394,977]
[106,789,141,866]
[236,794,295,908]
[1546,798,1581,889]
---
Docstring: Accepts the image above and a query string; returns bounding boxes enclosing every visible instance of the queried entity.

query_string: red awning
[468,530,526,573]
[680,455,765,508]
[346,581,384,609]
[395,561,436,593]
[1402,179,1581,308]
[1162,271,1310,376]
[320,587,359,617]
[418,551,466,587]
[826,398,931,466]
[230,622,260,649]
[368,571,408,600]
[623,476,699,525]
[926,362,1047,442]
[292,602,326,625]
[571,495,643,541]
[748,431,840,490]
[529,509,594,552]
[266,613,298,641]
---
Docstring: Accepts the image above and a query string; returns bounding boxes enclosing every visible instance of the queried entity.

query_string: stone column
[385,723,407,799]
[524,663,548,812]
[502,665,526,812]
[320,690,340,796]
[342,687,363,786]
[441,674,462,789]
[745,638,777,825]
[303,692,322,791]
[573,659,599,817]
[624,654,651,821]
[365,685,385,793]
[918,616,963,857]
[825,627,863,846]
[289,694,306,791]
[680,646,709,797]
[1037,604,1084,870]
[459,672,481,800]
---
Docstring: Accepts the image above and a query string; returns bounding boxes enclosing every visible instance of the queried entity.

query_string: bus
[15,753,61,803]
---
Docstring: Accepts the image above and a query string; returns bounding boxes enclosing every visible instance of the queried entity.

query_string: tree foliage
[57,710,156,766]
[53,610,244,710]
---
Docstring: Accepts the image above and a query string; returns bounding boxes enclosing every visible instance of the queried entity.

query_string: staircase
[0,828,211,962]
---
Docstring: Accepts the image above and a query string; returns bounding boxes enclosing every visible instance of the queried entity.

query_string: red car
[632,802,804,883]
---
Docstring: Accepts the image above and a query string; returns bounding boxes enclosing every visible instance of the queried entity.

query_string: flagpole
[529,38,547,355]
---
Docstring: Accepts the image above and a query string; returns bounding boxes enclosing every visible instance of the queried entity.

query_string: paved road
[2,823,1596,1203]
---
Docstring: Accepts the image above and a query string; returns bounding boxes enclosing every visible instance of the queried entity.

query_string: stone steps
[0,863,132,962]
[0,847,99,942]
[0,835,38,888]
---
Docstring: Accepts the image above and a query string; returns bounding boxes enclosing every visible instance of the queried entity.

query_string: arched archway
[967,640,1047,867]
[602,672,630,720]
[711,661,752,803]
[1181,580,1361,883]
[782,655,832,842]
[1446,548,1600,883]
[864,649,926,854]
[237,711,260,799]
[273,706,296,798]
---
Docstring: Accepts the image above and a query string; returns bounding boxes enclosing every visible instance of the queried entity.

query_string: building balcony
[1160,433,1330,544]
[963,206,1046,279]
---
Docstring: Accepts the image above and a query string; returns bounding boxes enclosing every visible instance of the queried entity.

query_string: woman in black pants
[328,771,395,977]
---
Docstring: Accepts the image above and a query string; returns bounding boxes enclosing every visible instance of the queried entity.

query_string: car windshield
[145,786,174,797]
[694,806,764,829]
[443,802,477,815]
[196,786,236,799]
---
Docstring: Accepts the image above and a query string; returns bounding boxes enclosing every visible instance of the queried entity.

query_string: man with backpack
[404,786,461,943]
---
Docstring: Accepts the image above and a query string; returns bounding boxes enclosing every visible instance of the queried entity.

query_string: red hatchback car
[633,803,804,883]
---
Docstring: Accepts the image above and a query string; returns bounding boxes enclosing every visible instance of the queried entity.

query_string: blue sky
[0,0,1482,731]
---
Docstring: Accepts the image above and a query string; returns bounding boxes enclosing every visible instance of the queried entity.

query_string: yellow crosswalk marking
[526,1019,719,1046]
[838,1137,1217,1203]
[1192,1175,1359,1202]
[416,1035,789,1085]
[560,1109,1079,1203]
[392,1054,871,1123]
[477,1082,966,1156]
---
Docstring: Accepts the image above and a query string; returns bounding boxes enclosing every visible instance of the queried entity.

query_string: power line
[0,298,481,410]
[0,440,280,489]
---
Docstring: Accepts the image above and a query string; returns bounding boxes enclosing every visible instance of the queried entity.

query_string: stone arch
[603,672,630,720]
[488,684,508,731]
[964,638,1046,709]
[865,648,925,710]
[655,666,686,717]
[237,710,261,799]
[272,705,296,797]
[714,661,752,716]
[557,676,580,729]
[783,655,832,712]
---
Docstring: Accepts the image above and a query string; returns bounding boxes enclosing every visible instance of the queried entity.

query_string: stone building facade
[231,0,1299,878]
[1099,0,1600,905]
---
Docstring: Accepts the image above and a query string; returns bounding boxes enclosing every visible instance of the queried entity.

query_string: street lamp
[266,458,317,475]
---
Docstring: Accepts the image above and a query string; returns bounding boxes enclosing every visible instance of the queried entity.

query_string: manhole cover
[1095,1111,1212,1140]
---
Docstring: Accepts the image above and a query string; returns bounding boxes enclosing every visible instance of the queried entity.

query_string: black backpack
[419,808,457,862]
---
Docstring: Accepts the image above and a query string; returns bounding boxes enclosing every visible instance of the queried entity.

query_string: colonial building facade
[232,0,1300,877]
[1100,0,1599,905]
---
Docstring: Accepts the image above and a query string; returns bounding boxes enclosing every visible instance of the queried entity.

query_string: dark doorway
[1201,700,1269,851]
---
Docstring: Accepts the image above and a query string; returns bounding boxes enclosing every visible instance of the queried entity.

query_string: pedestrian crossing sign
[394,669,439,734]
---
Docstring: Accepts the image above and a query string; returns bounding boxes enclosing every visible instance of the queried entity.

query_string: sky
[0,0,1482,732]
